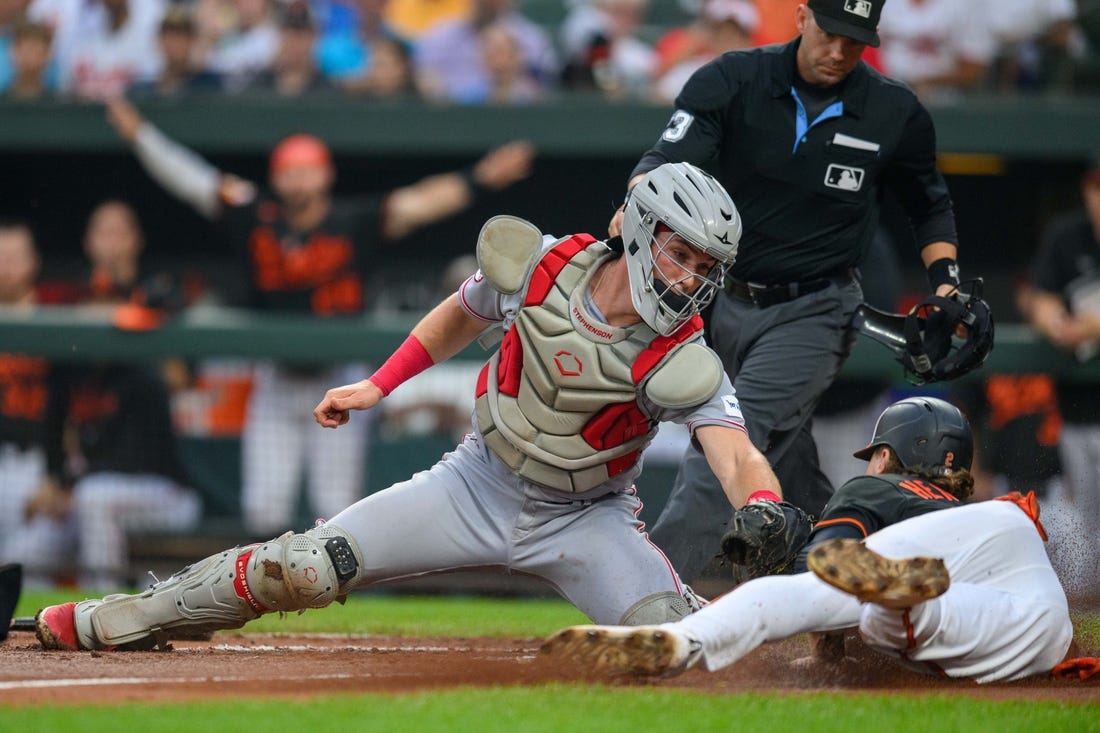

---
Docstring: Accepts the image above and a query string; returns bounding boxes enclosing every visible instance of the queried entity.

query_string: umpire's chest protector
[474,235,722,493]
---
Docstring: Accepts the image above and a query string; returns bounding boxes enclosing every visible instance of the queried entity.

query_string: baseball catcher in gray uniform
[35,162,799,651]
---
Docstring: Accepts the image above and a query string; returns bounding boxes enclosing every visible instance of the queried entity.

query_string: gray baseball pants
[327,431,689,624]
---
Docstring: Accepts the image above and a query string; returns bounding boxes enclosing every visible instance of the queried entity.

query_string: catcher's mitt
[720,501,813,580]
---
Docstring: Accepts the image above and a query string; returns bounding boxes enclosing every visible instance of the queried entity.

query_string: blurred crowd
[1,0,1099,105]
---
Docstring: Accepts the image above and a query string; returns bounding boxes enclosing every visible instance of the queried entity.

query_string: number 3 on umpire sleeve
[662,110,695,143]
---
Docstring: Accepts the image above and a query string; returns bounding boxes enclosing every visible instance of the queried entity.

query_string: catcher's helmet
[853,279,994,385]
[853,396,973,473]
[621,162,741,335]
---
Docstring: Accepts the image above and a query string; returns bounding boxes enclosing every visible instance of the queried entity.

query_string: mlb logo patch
[845,0,872,18]
[825,164,864,192]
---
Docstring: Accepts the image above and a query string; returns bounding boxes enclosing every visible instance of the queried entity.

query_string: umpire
[612,0,966,582]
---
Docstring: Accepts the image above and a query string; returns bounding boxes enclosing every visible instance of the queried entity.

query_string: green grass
[1,687,1096,733]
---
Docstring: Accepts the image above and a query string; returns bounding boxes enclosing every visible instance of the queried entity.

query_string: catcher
[34,163,794,651]
[544,396,1099,683]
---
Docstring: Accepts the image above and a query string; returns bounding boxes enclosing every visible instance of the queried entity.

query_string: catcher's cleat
[35,602,81,651]
[807,538,950,609]
[540,625,702,678]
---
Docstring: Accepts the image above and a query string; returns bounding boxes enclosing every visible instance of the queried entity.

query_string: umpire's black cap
[808,0,884,47]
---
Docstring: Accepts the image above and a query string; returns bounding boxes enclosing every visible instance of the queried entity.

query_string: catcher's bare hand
[314,379,384,428]
[720,500,813,580]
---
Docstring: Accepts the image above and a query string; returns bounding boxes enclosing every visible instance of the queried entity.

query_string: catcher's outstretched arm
[694,424,782,508]
[314,294,486,427]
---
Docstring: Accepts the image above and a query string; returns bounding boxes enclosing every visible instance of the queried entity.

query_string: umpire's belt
[725,269,854,308]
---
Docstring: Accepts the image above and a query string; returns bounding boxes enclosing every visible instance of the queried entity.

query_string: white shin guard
[74,523,363,650]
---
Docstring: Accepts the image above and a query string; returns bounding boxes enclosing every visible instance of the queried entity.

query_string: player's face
[84,202,143,266]
[270,164,334,208]
[1084,173,1100,235]
[0,228,38,303]
[795,7,867,88]
[652,231,719,298]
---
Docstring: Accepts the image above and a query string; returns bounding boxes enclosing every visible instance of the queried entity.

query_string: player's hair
[0,217,36,244]
[882,454,975,501]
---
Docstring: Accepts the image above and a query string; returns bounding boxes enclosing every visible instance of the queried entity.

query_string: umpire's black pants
[649,277,864,583]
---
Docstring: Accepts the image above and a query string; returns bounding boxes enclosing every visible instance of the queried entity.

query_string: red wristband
[746,490,781,505]
[367,335,434,396]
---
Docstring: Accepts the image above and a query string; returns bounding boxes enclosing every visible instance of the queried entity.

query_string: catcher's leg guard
[60,523,363,650]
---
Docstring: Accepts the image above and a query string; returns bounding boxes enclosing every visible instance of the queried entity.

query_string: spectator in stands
[652,0,758,104]
[103,96,535,536]
[876,0,997,101]
[1017,154,1100,600]
[129,4,221,97]
[4,17,54,99]
[246,1,335,96]
[310,0,358,39]
[341,34,416,97]
[317,0,403,82]
[0,0,30,92]
[448,19,541,103]
[751,0,800,45]
[653,0,758,80]
[201,0,279,92]
[986,0,1079,92]
[1070,0,1100,90]
[559,0,655,100]
[41,0,164,99]
[0,220,61,588]
[415,0,557,103]
[383,0,470,41]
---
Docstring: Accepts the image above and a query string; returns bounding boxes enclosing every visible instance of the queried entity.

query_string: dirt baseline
[1,631,1097,707]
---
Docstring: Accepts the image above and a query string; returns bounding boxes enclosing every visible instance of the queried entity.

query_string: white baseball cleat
[540,625,703,678]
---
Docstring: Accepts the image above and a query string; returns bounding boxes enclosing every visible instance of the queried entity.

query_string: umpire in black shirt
[612,0,966,582]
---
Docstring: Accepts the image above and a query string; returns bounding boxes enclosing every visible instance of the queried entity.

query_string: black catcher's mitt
[720,501,813,580]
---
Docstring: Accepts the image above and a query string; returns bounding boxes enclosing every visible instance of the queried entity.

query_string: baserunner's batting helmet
[853,396,973,474]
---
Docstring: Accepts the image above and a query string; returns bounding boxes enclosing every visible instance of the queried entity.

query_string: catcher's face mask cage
[622,162,741,336]
[854,279,994,385]
[853,396,974,474]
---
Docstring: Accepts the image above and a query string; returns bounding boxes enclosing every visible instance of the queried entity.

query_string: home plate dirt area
[1,631,1097,706]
